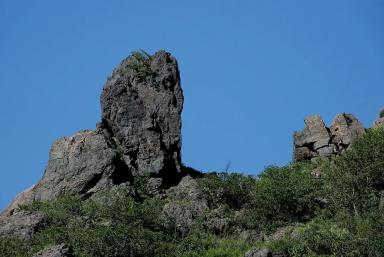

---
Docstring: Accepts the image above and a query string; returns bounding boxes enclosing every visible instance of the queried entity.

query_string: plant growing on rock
[125,49,152,79]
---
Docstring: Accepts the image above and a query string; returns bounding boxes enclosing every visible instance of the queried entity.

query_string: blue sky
[1,0,383,210]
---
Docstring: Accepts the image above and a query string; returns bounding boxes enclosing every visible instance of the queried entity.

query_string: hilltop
[1,51,384,257]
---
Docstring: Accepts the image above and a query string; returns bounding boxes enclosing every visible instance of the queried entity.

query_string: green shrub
[244,162,325,231]
[327,128,384,215]
[177,229,250,257]
[270,211,384,257]
[125,50,152,79]
[0,237,29,257]
[13,192,251,257]
[197,173,255,209]
[380,109,384,118]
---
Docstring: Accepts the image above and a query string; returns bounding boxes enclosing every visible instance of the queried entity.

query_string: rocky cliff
[1,50,383,257]
[0,51,193,237]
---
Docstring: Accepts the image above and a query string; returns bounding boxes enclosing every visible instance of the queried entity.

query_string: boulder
[373,117,384,129]
[163,176,208,236]
[0,211,46,239]
[162,200,208,237]
[293,115,331,161]
[244,248,283,257]
[33,244,72,257]
[304,115,331,150]
[330,113,365,150]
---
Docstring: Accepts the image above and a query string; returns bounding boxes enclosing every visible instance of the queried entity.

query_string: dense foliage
[2,128,384,256]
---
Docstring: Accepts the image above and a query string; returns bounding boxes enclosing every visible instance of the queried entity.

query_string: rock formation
[100,50,184,185]
[0,51,189,236]
[293,113,366,162]
[373,117,384,129]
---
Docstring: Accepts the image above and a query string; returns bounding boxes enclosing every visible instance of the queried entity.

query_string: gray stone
[100,51,183,181]
[0,211,46,239]
[162,200,208,237]
[162,175,208,236]
[304,115,330,150]
[316,145,334,157]
[33,244,72,257]
[293,146,315,162]
[204,217,229,235]
[373,117,384,129]
[1,185,35,217]
[244,248,282,257]
[330,113,365,147]
[1,51,187,239]
[32,129,132,202]
[293,113,367,162]
[293,128,310,147]
[166,175,201,201]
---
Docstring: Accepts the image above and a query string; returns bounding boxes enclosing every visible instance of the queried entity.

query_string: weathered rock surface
[373,117,384,128]
[1,185,35,217]
[33,244,72,257]
[100,51,183,184]
[163,176,208,236]
[0,211,46,239]
[294,113,366,161]
[244,248,282,257]
[2,129,133,217]
[330,113,365,151]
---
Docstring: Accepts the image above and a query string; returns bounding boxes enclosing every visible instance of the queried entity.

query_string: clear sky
[1,0,383,210]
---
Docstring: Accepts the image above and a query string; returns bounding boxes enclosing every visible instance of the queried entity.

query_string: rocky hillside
[1,50,384,257]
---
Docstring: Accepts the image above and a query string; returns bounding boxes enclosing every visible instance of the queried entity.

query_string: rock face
[100,51,183,183]
[2,129,134,217]
[162,176,208,237]
[373,117,384,129]
[0,211,46,239]
[294,113,366,162]
[0,50,187,237]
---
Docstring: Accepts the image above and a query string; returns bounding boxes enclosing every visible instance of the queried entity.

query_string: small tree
[380,109,384,118]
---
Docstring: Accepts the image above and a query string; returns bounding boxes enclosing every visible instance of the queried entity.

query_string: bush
[11,192,251,257]
[197,173,255,209]
[125,50,152,79]
[270,211,384,257]
[0,237,29,257]
[244,162,326,231]
[326,128,384,215]
[380,109,384,118]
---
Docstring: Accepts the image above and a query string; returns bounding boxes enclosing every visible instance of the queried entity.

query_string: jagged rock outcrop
[100,51,183,183]
[293,113,366,162]
[0,50,187,237]
[1,129,134,218]
[373,117,384,128]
